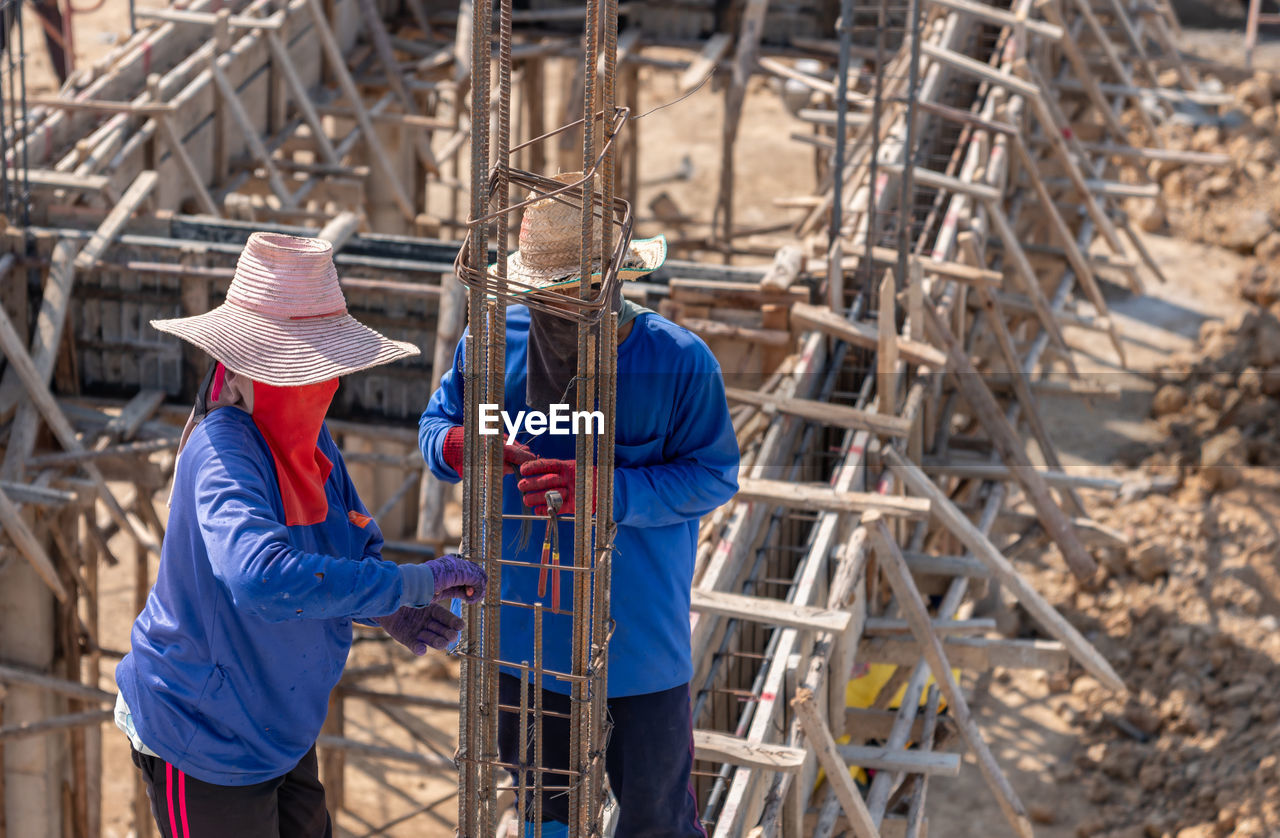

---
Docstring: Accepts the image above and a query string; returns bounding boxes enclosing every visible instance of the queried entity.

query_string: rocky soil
[1013,285,1280,836]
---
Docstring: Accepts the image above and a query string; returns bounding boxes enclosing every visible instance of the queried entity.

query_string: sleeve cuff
[398,563,436,608]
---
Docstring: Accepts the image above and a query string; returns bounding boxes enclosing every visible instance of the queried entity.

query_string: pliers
[537,490,563,611]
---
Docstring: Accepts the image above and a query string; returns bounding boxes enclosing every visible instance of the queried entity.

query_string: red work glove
[441,425,536,477]
[517,458,596,516]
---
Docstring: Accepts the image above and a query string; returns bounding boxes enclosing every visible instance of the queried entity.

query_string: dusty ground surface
[21,1,1280,836]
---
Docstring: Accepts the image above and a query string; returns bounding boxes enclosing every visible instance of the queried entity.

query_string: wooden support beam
[0,303,161,559]
[859,635,1070,671]
[791,303,946,368]
[0,487,70,601]
[264,30,340,166]
[927,0,1064,38]
[1006,137,1126,363]
[923,300,1097,577]
[304,0,415,219]
[979,198,1078,374]
[878,271,899,415]
[693,730,807,773]
[958,234,1087,520]
[25,96,174,116]
[735,477,931,519]
[724,387,914,438]
[0,663,114,704]
[882,446,1124,692]
[867,515,1033,838]
[155,112,221,216]
[834,744,961,777]
[210,63,299,210]
[135,7,284,29]
[759,245,805,292]
[679,32,732,94]
[690,589,852,634]
[352,0,439,174]
[792,688,881,838]
[0,240,80,430]
[863,617,996,636]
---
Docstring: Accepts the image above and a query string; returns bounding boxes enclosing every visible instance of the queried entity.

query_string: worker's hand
[376,602,465,655]
[426,553,488,603]
[441,425,537,476]
[518,458,596,516]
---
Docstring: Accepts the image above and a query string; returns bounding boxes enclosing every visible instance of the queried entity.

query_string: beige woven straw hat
[151,232,419,386]
[502,172,666,292]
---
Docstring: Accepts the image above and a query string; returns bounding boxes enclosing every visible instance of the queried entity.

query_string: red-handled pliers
[537,490,563,611]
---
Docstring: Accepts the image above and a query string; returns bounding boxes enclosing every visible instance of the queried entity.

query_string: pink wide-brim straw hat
[151,232,419,387]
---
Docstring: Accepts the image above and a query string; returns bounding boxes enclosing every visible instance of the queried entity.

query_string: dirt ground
[21,2,1280,836]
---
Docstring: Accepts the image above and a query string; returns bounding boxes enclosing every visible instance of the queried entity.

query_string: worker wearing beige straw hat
[421,175,739,837]
[116,232,487,838]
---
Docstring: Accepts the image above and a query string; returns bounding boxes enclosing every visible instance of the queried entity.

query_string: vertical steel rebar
[897,0,924,286]
[458,0,492,827]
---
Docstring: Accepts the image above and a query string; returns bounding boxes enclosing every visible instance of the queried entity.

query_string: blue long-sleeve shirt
[116,407,419,785]
[420,306,739,697]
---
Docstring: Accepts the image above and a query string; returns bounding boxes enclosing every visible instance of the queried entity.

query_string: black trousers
[130,746,332,838]
[497,673,707,837]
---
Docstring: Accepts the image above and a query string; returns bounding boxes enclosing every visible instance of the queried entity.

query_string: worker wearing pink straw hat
[115,232,486,838]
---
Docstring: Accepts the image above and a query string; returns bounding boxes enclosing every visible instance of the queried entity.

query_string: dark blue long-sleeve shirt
[420,306,739,697]
[116,407,421,785]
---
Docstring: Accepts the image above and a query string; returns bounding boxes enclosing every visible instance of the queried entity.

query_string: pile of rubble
[1142,71,1280,257]
[1017,274,1280,836]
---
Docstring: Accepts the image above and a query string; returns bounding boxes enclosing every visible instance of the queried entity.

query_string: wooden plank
[834,744,961,777]
[0,487,70,601]
[980,198,1077,371]
[265,30,340,166]
[813,247,1002,288]
[682,318,791,346]
[1006,137,1125,363]
[693,730,807,773]
[352,0,439,174]
[735,477,931,519]
[24,170,111,192]
[0,303,161,559]
[927,0,1063,38]
[859,636,1070,671]
[74,170,160,270]
[0,239,81,424]
[882,447,1125,691]
[155,114,222,216]
[863,617,996,636]
[867,516,1033,838]
[135,7,285,29]
[792,688,881,838]
[102,390,167,442]
[759,245,805,292]
[691,589,852,634]
[317,211,362,250]
[304,0,415,219]
[791,303,946,368]
[210,63,299,210]
[919,42,1038,98]
[922,302,1096,579]
[0,663,113,704]
[678,32,732,94]
[25,96,174,116]
[878,272,898,415]
[725,387,913,438]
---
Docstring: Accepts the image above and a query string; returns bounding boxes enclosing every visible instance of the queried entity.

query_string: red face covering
[251,378,340,527]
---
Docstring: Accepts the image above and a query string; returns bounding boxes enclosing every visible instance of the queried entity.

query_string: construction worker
[115,233,487,838]
[420,174,740,837]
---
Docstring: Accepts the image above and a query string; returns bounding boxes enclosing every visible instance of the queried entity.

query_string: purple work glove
[428,553,488,603]
[376,603,465,655]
